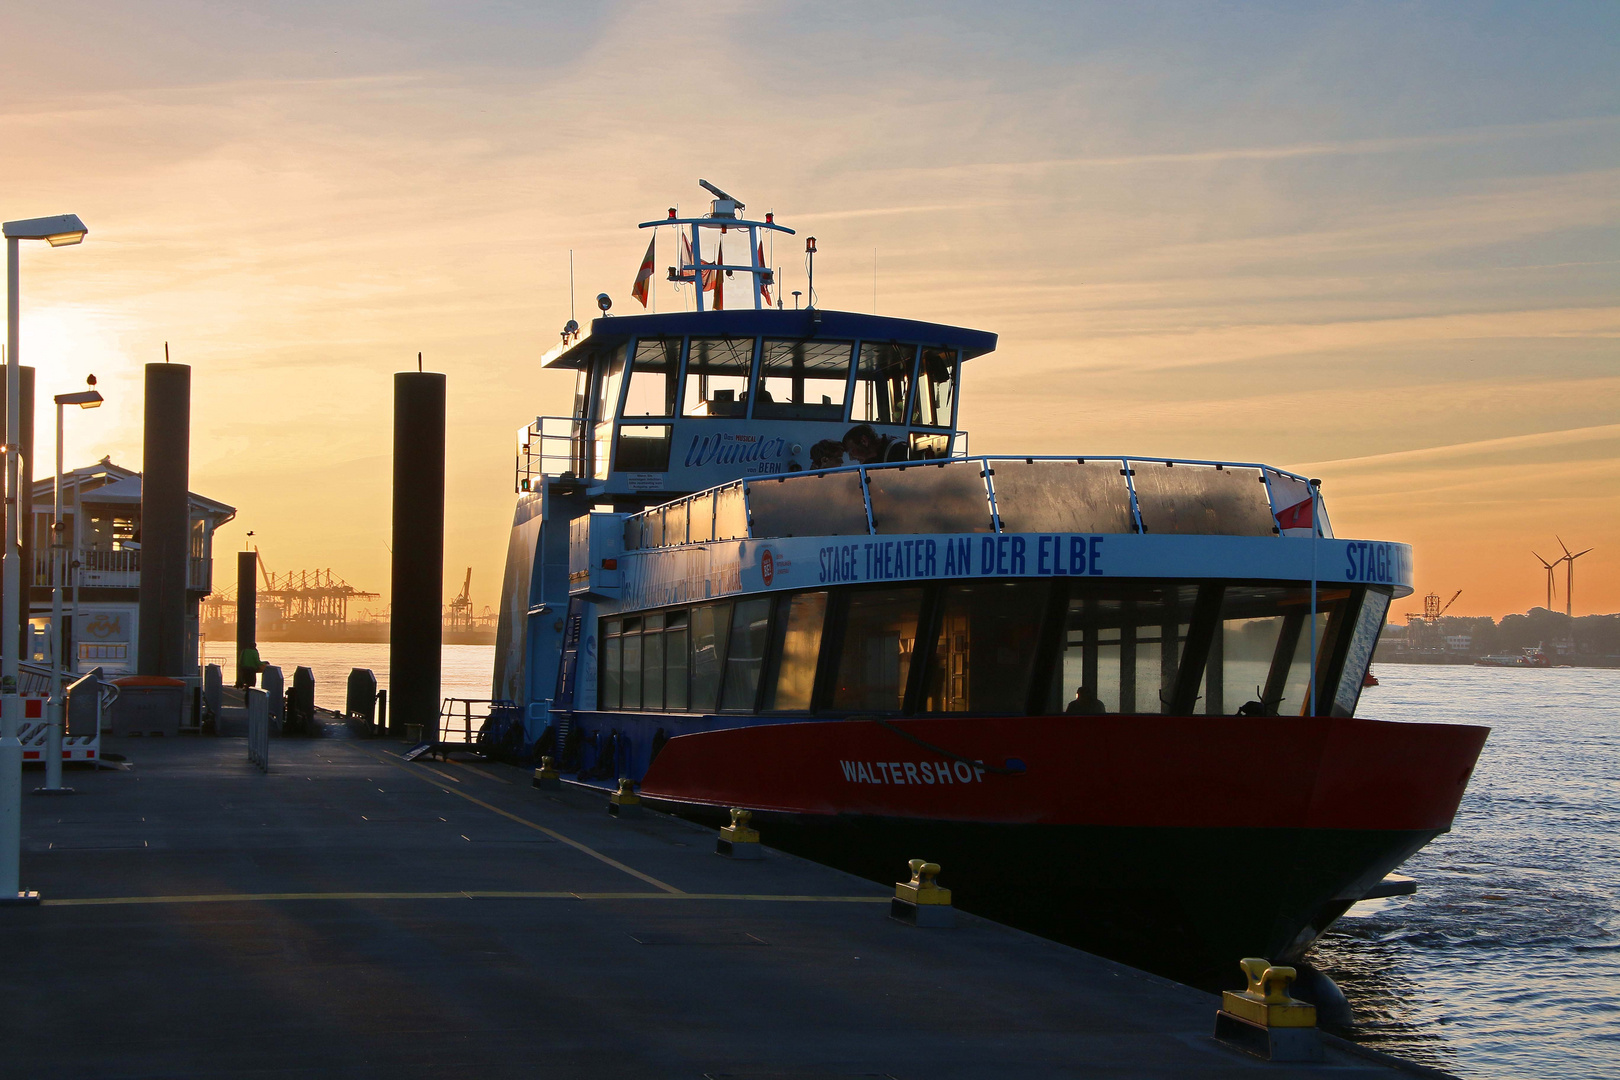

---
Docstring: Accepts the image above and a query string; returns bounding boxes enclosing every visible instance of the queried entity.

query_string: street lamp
[34,377,103,796]
[2,212,88,905]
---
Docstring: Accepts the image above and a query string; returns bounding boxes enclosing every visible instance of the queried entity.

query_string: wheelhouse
[521,309,997,500]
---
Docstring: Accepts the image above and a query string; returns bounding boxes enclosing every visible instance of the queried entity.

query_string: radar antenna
[698,179,742,210]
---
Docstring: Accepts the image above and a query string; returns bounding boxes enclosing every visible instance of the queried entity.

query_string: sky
[1,0,1615,620]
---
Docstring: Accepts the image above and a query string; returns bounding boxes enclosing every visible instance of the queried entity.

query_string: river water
[1313,665,1620,1078]
[208,643,1617,1077]
[200,640,496,711]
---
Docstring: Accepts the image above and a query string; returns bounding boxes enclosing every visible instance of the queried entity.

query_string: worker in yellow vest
[238,644,263,689]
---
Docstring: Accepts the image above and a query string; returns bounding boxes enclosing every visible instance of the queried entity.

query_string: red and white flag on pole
[675,232,698,284]
[757,241,773,306]
[710,240,724,309]
[630,236,655,307]
[1275,496,1314,532]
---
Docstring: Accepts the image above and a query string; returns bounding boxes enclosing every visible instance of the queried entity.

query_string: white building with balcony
[28,458,236,677]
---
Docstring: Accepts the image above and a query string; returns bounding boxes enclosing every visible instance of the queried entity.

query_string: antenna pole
[1308,479,1321,717]
[569,250,575,324]
[806,237,817,310]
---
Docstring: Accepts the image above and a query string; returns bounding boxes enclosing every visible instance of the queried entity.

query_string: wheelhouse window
[851,342,915,425]
[615,425,672,472]
[911,346,957,428]
[593,345,628,420]
[755,340,852,421]
[830,587,923,711]
[684,336,757,417]
[624,338,680,418]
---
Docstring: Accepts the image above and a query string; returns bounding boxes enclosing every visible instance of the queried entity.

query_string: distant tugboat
[494,182,1490,985]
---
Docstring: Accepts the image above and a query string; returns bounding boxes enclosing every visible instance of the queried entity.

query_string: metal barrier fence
[246,687,269,771]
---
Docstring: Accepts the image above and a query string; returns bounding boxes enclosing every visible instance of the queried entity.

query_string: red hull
[640,714,1488,832]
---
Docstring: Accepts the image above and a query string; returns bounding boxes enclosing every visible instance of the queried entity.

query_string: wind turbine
[1533,552,1559,611]
[1556,536,1594,617]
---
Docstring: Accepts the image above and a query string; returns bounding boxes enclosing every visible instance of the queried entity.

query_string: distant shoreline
[201,623,494,646]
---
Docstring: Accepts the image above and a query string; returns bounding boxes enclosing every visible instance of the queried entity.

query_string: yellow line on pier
[41,891,889,908]
[348,744,685,895]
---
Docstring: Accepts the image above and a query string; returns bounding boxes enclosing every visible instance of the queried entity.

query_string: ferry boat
[493,184,1489,985]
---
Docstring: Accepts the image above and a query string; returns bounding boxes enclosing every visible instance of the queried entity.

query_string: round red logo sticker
[761,549,775,587]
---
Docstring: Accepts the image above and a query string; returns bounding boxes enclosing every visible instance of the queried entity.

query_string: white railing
[516,416,588,492]
[246,687,269,772]
[34,549,212,590]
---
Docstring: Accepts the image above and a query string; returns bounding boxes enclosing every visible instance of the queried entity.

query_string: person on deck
[842,424,908,465]
[1065,685,1107,715]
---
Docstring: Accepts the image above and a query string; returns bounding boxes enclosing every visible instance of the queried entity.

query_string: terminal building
[26,457,236,681]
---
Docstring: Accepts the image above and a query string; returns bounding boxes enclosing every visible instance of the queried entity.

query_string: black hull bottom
[656,802,1436,990]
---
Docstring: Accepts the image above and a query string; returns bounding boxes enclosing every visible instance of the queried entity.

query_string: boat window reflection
[765,591,828,711]
[756,340,852,420]
[921,581,1048,713]
[683,337,757,417]
[831,587,923,712]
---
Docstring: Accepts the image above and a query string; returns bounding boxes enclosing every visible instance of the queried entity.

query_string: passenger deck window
[851,343,916,426]
[756,340,852,420]
[831,588,923,712]
[621,616,643,710]
[690,602,732,711]
[684,337,757,417]
[721,598,773,710]
[1047,586,1194,715]
[765,592,828,711]
[920,582,1047,713]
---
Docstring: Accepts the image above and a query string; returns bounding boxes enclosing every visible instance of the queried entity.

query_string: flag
[1275,496,1314,532]
[758,241,773,306]
[700,238,718,293]
[712,240,724,310]
[630,236,655,307]
[674,233,698,284]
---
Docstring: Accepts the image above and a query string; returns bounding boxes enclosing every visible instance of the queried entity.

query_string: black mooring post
[138,363,191,678]
[389,370,445,739]
[236,550,257,687]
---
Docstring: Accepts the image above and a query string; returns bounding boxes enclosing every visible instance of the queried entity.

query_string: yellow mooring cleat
[1214,958,1323,1062]
[607,777,642,817]
[532,755,560,790]
[890,859,953,927]
[716,807,764,859]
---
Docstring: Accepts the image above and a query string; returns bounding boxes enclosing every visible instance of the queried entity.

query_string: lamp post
[2,213,87,904]
[34,378,102,795]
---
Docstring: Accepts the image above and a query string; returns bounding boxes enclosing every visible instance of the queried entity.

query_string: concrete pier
[4,735,1442,1079]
